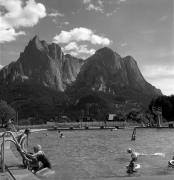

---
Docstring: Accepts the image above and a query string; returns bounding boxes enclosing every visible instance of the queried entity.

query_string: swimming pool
[26,129,174,179]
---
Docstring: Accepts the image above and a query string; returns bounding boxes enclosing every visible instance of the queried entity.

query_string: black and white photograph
[0,0,173,180]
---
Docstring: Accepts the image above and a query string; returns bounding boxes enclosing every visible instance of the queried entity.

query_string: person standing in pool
[127,148,139,173]
[58,130,64,138]
[127,148,139,162]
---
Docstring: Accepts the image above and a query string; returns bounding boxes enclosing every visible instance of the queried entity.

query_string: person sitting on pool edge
[29,144,51,173]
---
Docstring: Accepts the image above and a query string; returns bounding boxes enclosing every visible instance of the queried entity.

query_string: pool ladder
[0,131,30,173]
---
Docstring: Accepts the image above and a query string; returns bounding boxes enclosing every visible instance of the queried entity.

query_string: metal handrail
[0,131,30,172]
[4,139,32,162]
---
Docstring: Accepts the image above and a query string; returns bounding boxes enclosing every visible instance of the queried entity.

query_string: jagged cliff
[75,47,161,96]
[0,37,162,119]
[0,36,83,91]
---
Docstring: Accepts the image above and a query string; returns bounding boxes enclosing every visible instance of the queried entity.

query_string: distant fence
[17,121,127,129]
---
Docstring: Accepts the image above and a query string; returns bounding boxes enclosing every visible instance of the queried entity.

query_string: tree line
[149,95,174,122]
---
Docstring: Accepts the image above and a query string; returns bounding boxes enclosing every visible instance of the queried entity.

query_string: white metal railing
[0,131,30,172]
[1,131,18,172]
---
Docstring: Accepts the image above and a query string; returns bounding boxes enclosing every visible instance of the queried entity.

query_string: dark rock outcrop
[0,36,83,91]
[73,47,161,106]
[0,37,162,114]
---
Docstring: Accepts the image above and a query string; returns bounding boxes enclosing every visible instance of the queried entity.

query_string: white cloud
[48,9,64,17]
[91,34,110,45]
[0,0,46,43]
[143,65,174,95]
[149,78,174,96]
[63,21,69,25]
[64,42,78,51]
[48,12,64,17]
[83,0,104,13]
[0,65,3,69]
[0,27,25,43]
[53,27,111,46]
[69,51,78,57]
[63,42,95,58]
[106,8,119,17]
[143,66,174,79]
[86,4,103,13]
[52,19,69,27]
[1,0,46,28]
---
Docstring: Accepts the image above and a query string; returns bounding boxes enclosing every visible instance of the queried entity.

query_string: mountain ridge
[0,35,83,91]
[0,36,162,120]
[74,47,161,96]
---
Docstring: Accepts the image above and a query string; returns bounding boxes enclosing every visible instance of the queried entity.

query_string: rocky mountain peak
[74,46,161,98]
[48,43,63,60]
[0,36,84,91]
[96,46,114,54]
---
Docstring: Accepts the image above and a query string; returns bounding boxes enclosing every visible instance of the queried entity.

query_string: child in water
[127,148,138,162]
[127,159,135,174]
[58,130,64,138]
[127,148,139,173]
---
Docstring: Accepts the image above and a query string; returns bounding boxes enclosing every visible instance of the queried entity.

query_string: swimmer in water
[127,148,139,162]
[127,148,139,173]
[127,159,135,174]
[58,130,64,138]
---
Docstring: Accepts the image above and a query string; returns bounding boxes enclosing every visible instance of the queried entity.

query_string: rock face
[0,36,161,99]
[0,36,162,116]
[0,36,83,91]
[75,47,161,96]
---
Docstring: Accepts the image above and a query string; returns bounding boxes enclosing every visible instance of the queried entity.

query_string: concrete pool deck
[1,130,174,180]
[0,132,40,180]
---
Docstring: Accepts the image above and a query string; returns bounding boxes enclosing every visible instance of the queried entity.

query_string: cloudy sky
[0,0,173,95]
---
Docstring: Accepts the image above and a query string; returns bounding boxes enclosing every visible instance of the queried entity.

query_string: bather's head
[33,144,42,153]
[127,148,132,153]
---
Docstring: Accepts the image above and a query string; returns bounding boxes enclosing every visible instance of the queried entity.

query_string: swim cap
[127,148,132,153]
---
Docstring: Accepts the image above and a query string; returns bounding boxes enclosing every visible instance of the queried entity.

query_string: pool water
[26,129,174,179]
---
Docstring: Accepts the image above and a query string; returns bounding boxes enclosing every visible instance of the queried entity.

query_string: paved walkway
[0,132,39,180]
